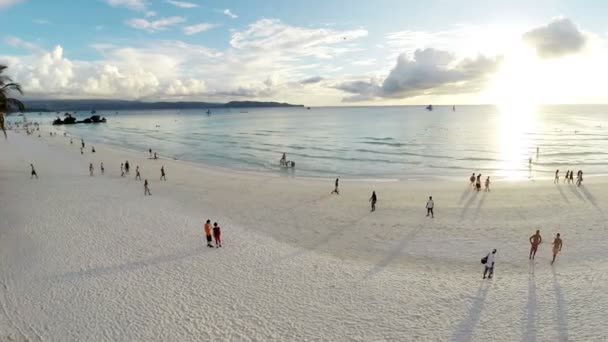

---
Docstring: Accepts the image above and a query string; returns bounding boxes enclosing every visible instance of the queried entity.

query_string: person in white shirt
[483,249,497,279]
[426,196,434,218]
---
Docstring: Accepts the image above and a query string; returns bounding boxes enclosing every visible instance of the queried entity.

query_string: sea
[12,105,608,180]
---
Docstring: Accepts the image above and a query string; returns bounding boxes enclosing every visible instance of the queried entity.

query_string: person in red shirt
[213,222,222,248]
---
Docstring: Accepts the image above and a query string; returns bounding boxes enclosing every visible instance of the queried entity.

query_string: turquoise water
[14,105,608,180]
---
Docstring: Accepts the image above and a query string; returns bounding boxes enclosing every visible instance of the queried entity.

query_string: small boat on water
[426,104,433,111]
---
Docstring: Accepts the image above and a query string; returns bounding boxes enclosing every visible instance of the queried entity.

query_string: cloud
[230,18,368,59]
[223,9,238,19]
[33,19,51,25]
[0,0,23,10]
[126,16,186,33]
[335,48,502,101]
[183,23,217,35]
[166,0,198,8]
[6,36,42,53]
[523,17,587,58]
[300,76,324,84]
[105,0,147,11]
[145,11,156,17]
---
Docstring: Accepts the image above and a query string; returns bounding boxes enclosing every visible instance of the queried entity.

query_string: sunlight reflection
[496,103,538,179]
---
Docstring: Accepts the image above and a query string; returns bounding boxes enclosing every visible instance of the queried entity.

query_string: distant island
[22,99,304,112]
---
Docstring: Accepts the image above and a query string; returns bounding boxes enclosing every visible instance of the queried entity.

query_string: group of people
[482,230,564,279]
[554,169,583,186]
[469,173,490,191]
[279,153,295,168]
[204,219,223,248]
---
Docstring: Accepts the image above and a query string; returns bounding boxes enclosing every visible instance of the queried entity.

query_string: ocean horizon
[10,104,608,180]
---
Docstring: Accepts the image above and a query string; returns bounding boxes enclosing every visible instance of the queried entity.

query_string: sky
[1,0,607,106]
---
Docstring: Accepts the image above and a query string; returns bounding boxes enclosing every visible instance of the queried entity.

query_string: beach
[1,131,607,341]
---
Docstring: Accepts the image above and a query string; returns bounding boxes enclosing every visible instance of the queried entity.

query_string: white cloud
[183,23,217,35]
[145,11,156,17]
[126,16,186,33]
[166,0,198,8]
[105,0,147,11]
[230,18,368,59]
[6,36,42,53]
[523,17,587,58]
[223,9,238,19]
[335,48,502,101]
[0,0,23,10]
[33,19,51,25]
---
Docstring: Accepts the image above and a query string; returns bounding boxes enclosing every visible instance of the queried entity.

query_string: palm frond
[1,83,23,95]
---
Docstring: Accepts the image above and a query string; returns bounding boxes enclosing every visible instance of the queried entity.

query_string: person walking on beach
[80,147,84,155]
[476,174,482,191]
[576,170,583,187]
[149,148,152,158]
[554,169,559,184]
[529,230,542,260]
[569,170,574,184]
[369,191,377,212]
[89,163,94,176]
[426,196,434,218]
[70,138,73,145]
[204,220,213,248]
[485,176,491,192]
[30,164,38,179]
[100,162,104,175]
[124,161,130,174]
[135,166,141,181]
[483,249,497,279]
[470,173,476,188]
[564,170,570,184]
[120,163,125,177]
[160,166,167,181]
[154,152,158,160]
[331,178,340,195]
[81,138,85,149]
[91,146,96,153]
[213,222,222,248]
[551,233,563,265]
[144,179,151,196]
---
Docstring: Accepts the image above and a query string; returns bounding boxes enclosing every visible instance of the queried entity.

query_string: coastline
[1,130,607,340]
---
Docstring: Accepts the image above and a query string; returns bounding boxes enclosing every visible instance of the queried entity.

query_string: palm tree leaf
[1,83,23,95]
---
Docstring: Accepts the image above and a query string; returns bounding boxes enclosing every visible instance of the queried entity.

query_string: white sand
[1,131,607,341]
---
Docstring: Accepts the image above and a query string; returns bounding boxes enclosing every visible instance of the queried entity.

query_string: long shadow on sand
[55,246,207,281]
[552,267,570,342]
[451,281,490,342]
[458,186,474,205]
[274,212,371,263]
[363,224,425,279]
[567,184,584,201]
[578,185,603,214]
[554,184,570,204]
[521,262,538,342]
[472,191,487,221]
[459,191,479,220]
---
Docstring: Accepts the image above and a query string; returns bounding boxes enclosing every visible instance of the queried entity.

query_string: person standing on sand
[470,173,476,188]
[564,170,570,184]
[331,178,340,194]
[551,233,563,265]
[80,147,84,155]
[154,152,158,160]
[81,139,85,149]
[125,161,130,174]
[569,170,574,184]
[100,162,104,175]
[576,170,583,187]
[476,174,482,191]
[135,166,141,181]
[485,176,491,191]
[369,191,377,212]
[70,138,73,145]
[89,163,94,176]
[204,220,213,247]
[554,169,559,184]
[160,166,167,181]
[30,164,38,179]
[426,196,434,218]
[144,179,151,196]
[91,146,96,153]
[213,222,222,248]
[149,148,152,158]
[120,163,125,177]
[529,230,542,260]
[483,249,497,279]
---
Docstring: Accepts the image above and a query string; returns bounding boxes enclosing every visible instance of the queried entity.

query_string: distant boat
[426,104,433,111]
[307,107,311,110]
